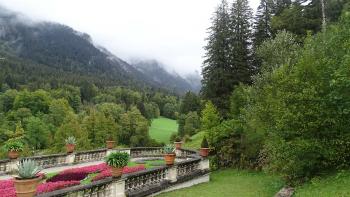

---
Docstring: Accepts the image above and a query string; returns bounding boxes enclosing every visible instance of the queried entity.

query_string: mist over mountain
[130,59,201,93]
[0,6,201,94]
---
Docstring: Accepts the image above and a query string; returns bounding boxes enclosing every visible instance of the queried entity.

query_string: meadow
[149,117,178,144]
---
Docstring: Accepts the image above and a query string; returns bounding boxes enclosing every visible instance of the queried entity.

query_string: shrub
[201,137,209,148]
[105,152,129,168]
[3,140,24,152]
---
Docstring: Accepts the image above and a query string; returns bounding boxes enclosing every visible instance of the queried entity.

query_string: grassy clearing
[183,131,206,149]
[149,117,178,144]
[158,168,284,197]
[294,171,350,197]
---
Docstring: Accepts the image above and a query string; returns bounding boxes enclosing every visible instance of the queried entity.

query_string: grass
[183,131,206,149]
[149,117,178,144]
[158,168,284,197]
[294,171,350,197]
[127,159,165,169]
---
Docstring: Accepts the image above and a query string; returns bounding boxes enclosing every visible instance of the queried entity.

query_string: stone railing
[129,147,164,158]
[31,147,210,197]
[0,159,10,175]
[74,149,107,163]
[25,153,68,169]
[125,166,168,196]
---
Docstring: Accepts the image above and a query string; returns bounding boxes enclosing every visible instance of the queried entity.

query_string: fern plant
[201,137,209,148]
[65,136,76,145]
[105,152,129,168]
[163,144,175,154]
[17,159,42,179]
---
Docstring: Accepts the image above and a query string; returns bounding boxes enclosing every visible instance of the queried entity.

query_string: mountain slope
[0,6,199,93]
[131,60,200,93]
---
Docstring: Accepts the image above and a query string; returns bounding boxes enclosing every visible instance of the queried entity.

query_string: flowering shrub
[36,181,80,194]
[47,163,108,182]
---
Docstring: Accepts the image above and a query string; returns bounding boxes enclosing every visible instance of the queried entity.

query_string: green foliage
[24,116,50,150]
[17,159,42,179]
[3,139,24,152]
[65,136,76,145]
[200,101,220,132]
[201,137,209,148]
[105,152,129,168]
[163,144,175,154]
[183,111,200,136]
[162,103,177,119]
[179,91,201,114]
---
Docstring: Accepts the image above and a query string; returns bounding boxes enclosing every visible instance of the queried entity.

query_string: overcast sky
[0,0,260,75]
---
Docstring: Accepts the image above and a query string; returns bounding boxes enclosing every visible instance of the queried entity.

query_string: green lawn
[183,131,206,149]
[149,117,178,144]
[294,171,350,197]
[158,169,284,197]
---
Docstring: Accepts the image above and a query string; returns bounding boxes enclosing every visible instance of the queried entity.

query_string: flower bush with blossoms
[92,165,146,182]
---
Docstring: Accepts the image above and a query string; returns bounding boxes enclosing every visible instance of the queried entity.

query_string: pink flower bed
[0,163,147,195]
[47,163,108,182]
[92,165,146,182]
[37,180,80,194]
[123,165,146,174]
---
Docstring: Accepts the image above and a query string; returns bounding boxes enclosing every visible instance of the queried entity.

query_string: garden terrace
[0,147,209,197]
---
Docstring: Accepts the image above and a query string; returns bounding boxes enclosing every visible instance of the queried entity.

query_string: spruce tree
[229,0,253,84]
[201,0,232,115]
[253,0,274,49]
[253,0,275,71]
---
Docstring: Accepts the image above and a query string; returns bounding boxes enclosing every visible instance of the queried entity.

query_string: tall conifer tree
[229,0,253,84]
[201,0,232,115]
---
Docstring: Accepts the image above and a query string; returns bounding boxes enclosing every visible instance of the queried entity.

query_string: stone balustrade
[74,149,107,163]
[0,147,210,197]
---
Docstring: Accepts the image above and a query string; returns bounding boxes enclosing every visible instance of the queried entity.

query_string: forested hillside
[0,6,197,94]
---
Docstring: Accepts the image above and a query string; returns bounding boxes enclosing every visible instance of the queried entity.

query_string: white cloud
[0,0,260,75]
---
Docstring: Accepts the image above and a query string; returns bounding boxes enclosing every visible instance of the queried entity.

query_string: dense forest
[197,0,350,185]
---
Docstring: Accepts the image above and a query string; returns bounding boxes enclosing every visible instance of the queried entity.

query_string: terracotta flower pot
[110,167,123,177]
[164,153,176,165]
[8,150,20,159]
[66,144,75,154]
[174,142,182,150]
[14,176,42,197]
[106,141,116,149]
[200,148,210,157]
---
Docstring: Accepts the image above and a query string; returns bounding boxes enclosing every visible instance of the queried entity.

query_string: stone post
[166,165,177,183]
[65,153,75,165]
[199,158,209,170]
[7,159,19,173]
[111,178,126,197]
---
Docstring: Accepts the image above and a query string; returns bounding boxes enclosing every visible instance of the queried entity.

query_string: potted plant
[174,136,182,150]
[4,140,24,159]
[65,136,76,154]
[200,137,210,157]
[163,144,176,165]
[106,134,116,149]
[14,159,42,197]
[105,152,129,177]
